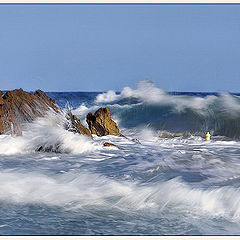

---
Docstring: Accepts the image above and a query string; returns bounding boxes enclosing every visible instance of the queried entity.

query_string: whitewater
[1,80,240,235]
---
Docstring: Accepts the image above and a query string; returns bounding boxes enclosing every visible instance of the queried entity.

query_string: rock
[65,111,92,138]
[0,88,94,138]
[36,143,62,153]
[0,94,4,105]
[0,89,119,140]
[0,88,58,135]
[157,130,191,138]
[0,96,18,135]
[34,90,59,113]
[103,142,122,149]
[0,88,60,135]
[86,107,120,136]
[131,138,141,144]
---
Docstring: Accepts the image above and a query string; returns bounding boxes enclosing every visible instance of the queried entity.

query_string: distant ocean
[1,80,240,235]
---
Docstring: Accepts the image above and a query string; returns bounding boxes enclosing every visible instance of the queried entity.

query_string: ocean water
[1,80,240,235]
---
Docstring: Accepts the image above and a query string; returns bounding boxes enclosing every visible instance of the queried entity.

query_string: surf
[93,80,240,139]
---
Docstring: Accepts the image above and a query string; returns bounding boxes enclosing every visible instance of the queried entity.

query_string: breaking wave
[1,85,240,235]
[95,80,240,139]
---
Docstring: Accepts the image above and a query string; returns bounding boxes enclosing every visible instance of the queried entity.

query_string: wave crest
[94,80,240,138]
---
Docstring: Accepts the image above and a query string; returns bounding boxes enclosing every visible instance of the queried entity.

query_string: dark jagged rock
[86,107,120,136]
[65,111,92,138]
[36,143,62,153]
[131,138,141,144]
[103,142,122,149]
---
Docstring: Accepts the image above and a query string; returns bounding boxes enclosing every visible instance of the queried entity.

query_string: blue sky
[0,4,240,92]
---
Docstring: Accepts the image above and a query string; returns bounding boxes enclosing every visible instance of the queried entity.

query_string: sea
[1,80,240,235]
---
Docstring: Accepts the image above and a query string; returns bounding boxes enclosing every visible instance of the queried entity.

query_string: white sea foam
[0,170,133,208]
[95,80,240,117]
[0,135,26,155]
[71,103,99,122]
[71,103,89,116]
[95,90,121,103]
[218,93,240,117]
[0,168,239,221]
[0,111,101,155]
[95,80,167,104]
[1,87,240,235]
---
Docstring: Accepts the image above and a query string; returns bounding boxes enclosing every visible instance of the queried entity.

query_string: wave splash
[95,80,240,138]
[0,111,100,155]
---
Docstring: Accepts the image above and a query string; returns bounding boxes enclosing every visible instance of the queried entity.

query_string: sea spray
[1,83,240,235]
[94,81,240,138]
[0,111,100,155]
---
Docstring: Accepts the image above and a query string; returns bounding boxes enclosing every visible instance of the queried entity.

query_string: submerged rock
[157,130,191,138]
[103,142,122,149]
[36,143,62,153]
[86,107,120,136]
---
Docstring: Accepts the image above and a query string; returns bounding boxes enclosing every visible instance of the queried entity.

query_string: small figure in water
[206,131,211,141]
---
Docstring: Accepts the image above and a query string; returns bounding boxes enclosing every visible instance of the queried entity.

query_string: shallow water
[1,81,240,235]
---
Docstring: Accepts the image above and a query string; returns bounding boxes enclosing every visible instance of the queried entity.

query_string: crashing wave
[94,80,240,139]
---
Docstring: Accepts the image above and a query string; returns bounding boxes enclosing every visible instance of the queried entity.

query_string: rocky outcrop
[0,89,123,143]
[65,111,92,138]
[86,107,120,136]
[0,88,91,138]
[0,89,59,135]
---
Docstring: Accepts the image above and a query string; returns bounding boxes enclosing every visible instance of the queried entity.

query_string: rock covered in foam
[86,107,120,136]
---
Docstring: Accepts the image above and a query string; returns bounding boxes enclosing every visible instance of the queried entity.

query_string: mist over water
[1,81,240,235]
